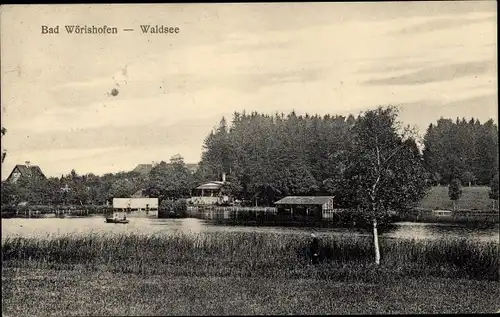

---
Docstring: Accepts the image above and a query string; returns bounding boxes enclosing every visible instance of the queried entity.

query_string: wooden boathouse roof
[274,196,335,205]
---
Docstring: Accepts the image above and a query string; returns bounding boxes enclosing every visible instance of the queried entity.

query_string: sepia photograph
[1,2,499,315]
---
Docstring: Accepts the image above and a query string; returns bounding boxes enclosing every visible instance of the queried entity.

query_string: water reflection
[1,217,499,243]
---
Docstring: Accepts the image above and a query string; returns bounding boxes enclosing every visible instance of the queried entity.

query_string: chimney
[222,172,226,183]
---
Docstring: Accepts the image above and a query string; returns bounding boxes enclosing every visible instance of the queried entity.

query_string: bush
[159,199,187,218]
[173,199,187,217]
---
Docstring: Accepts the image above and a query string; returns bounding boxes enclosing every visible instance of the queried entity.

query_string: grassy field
[2,268,499,315]
[2,232,499,315]
[418,186,496,211]
[2,232,498,281]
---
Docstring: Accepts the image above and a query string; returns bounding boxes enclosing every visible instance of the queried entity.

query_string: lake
[1,216,498,243]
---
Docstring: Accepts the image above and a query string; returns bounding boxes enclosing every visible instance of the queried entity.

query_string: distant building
[274,196,337,219]
[184,163,199,174]
[132,163,199,176]
[189,173,231,205]
[130,188,147,198]
[132,164,154,176]
[5,164,46,184]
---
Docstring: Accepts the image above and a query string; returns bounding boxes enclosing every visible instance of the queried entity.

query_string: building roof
[132,164,153,175]
[6,164,46,182]
[196,181,225,190]
[132,163,198,175]
[274,196,335,205]
[185,163,199,172]
[131,189,147,198]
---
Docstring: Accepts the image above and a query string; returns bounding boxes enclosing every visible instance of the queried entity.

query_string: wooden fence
[188,206,277,213]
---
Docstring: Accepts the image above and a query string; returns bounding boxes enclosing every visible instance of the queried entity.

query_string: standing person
[309,233,320,265]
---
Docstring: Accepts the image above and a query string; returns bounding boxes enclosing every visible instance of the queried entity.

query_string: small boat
[105,212,129,224]
[105,217,129,224]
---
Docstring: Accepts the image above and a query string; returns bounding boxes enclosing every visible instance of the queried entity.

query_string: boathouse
[274,196,337,220]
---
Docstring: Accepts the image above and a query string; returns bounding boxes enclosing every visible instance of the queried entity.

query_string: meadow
[3,268,499,315]
[2,232,499,315]
[418,185,496,211]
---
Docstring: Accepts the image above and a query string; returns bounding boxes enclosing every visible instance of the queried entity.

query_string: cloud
[357,59,439,74]
[392,15,496,35]
[364,60,496,86]
[7,114,224,153]
[48,63,330,111]
[2,3,497,178]
[396,94,498,132]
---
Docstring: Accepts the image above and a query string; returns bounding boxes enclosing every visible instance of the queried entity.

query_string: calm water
[1,216,498,243]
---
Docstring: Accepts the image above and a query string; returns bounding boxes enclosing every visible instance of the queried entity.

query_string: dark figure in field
[309,233,320,265]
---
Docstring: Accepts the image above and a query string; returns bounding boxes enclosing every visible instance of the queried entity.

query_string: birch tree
[347,106,429,265]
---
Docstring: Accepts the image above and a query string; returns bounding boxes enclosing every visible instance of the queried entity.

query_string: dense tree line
[197,106,433,264]
[2,169,142,206]
[423,118,499,186]
[2,107,498,214]
[1,155,195,207]
[196,106,429,211]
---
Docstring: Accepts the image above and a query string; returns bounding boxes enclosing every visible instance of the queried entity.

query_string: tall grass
[2,232,498,281]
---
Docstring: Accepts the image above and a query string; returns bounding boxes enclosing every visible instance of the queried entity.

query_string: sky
[0,2,497,178]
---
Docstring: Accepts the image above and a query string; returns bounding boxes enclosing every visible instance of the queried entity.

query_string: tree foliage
[489,174,499,201]
[423,118,498,185]
[1,126,6,163]
[144,155,194,200]
[448,178,463,211]
[448,179,463,201]
[345,106,430,221]
[197,106,430,215]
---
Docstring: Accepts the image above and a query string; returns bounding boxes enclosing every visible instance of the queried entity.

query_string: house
[5,164,46,184]
[132,164,154,176]
[274,196,337,219]
[130,188,147,198]
[132,163,199,176]
[189,173,231,205]
[185,163,199,174]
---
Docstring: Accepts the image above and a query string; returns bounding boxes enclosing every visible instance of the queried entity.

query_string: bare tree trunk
[373,218,380,265]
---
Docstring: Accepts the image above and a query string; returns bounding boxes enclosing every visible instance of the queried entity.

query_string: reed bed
[2,232,498,281]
